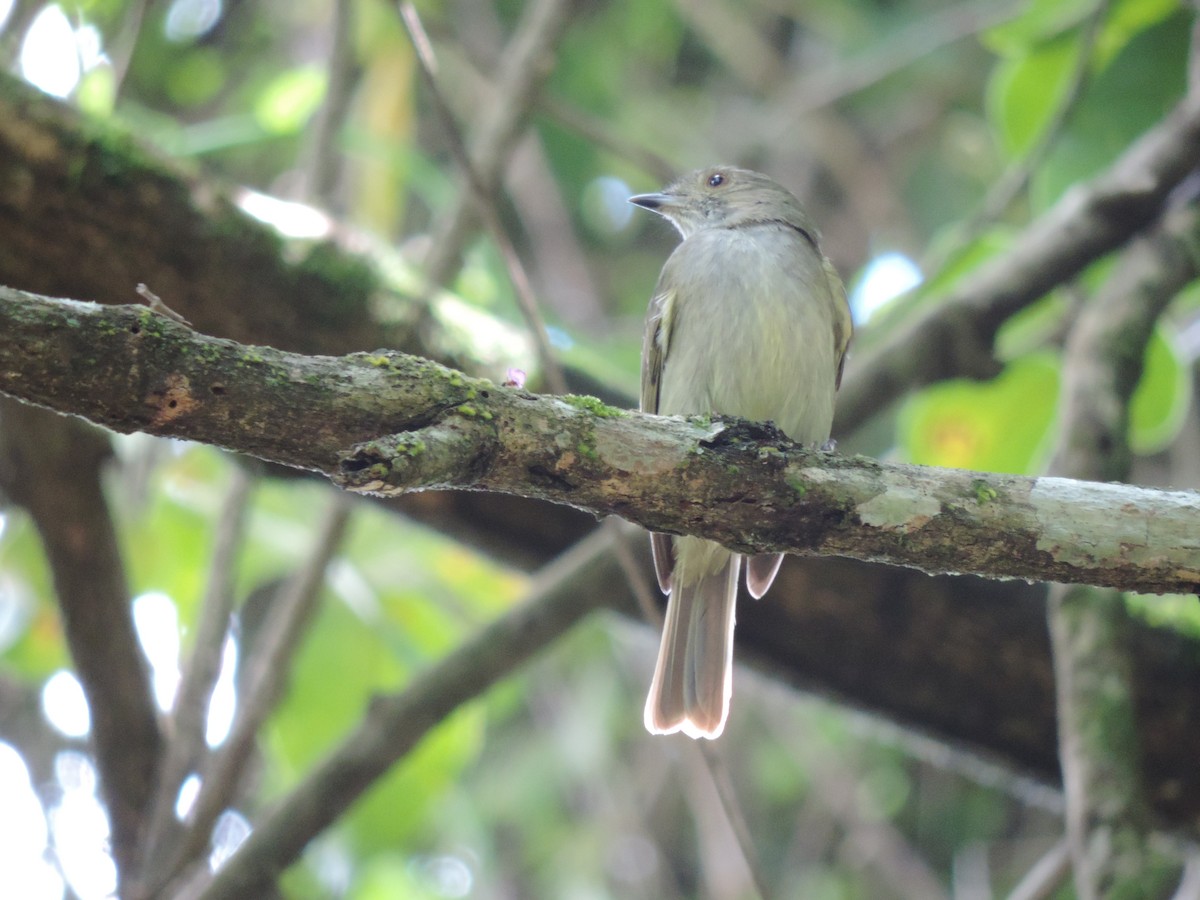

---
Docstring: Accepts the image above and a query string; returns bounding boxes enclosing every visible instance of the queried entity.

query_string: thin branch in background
[760,707,951,900]
[0,403,162,878]
[673,0,783,92]
[0,0,43,69]
[399,1,568,394]
[150,494,354,895]
[1045,201,1197,897]
[836,89,1200,434]
[539,96,677,183]
[608,519,663,628]
[298,0,360,211]
[774,0,1019,125]
[1004,839,1070,900]
[1171,852,1200,900]
[696,742,772,899]
[104,0,150,99]
[922,0,1113,276]
[133,466,256,891]
[188,525,620,900]
[415,0,575,292]
[1191,0,1200,92]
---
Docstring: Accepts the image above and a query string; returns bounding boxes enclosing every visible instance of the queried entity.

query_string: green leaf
[1031,12,1189,210]
[165,50,226,108]
[1129,325,1189,455]
[986,32,1079,158]
[982,0,1097,55]
[994,292,1069,361]
[899,354,1060,474]
[1095,0,1181,70]
[254,66,327,135]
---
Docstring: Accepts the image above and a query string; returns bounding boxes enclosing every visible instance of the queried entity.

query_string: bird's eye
[707,172,725,188]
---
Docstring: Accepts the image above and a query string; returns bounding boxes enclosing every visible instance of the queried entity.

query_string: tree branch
[1,287,1197,595]
[133,468,257,894]
[837,90,1200,432]
[0,401,161,880]
[1046,199,1195,897]
[421,0,578,288]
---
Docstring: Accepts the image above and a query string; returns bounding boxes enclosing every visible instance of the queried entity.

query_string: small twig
[1004,839,1070,900]
[399,2,568,394]
[105,0,150,100]
[672,0,783,91]
[154,493,353,892]
[539,96,677,183]
[136,283,192,326]
[696,742,772,899]
[415,0,574,290]
[775,0,1018,123]
[606,519,662,628]
[133,467,256,893]
[298,0,360,210]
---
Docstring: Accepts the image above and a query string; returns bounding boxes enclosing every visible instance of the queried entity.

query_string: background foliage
[0,0,1197,898]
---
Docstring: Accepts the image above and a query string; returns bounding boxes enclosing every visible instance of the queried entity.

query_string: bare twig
[400,1,569,394]
[299,0,360,211]
[152,494,353,893]
[774,0,1019,124]
[136,282,192,326]
[1004,839,1070,900]
[413,0,574,287]
[189,524,620,900]
[539,96,677,183]
[672,0,782,92]
[696,742,772,899]
[133,466,256,892]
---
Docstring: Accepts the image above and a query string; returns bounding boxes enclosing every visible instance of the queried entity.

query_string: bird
[630,165,851,739]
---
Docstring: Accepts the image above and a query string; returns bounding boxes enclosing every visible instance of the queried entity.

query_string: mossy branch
[2,285,1197,595]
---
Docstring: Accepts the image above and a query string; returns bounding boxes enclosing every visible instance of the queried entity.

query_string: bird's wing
[640,284,676,416]
[822,254,853,390]
[642,281,678,594]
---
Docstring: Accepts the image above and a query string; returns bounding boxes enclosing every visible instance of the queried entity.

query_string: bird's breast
[657,225,840,445]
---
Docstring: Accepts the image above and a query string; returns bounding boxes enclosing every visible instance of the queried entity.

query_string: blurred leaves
[1,0,1198,896]
[899,354,1060,474]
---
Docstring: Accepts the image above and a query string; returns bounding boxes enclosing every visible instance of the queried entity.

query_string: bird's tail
[644,552,741,739]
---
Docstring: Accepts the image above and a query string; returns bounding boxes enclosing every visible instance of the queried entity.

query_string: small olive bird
[630,166,851,739]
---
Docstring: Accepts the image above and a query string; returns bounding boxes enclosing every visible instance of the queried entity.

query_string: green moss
[563,394,626,418]
[786,474,807,496]
[971,479,998,505]
[457,405,477,417]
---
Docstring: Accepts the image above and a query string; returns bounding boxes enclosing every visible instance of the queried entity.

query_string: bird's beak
[628,191,673,212]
